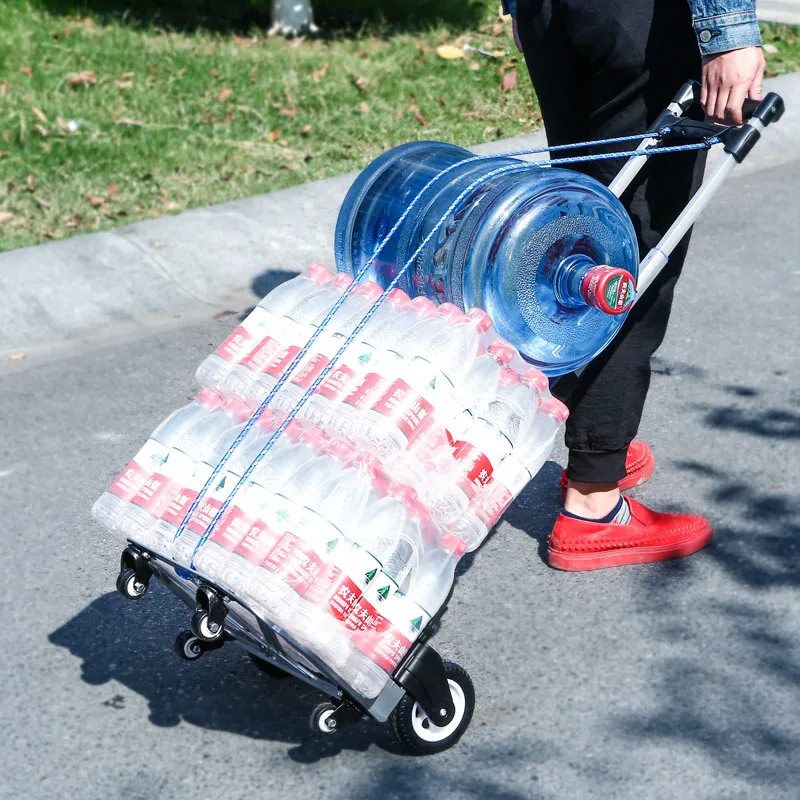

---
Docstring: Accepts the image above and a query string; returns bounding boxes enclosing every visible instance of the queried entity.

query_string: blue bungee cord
[172,131,715,570]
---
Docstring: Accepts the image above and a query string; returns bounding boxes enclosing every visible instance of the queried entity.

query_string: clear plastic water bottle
[335,141,639,376]
[116,396,252,551]
[196,263,332,390]
[454,397,569,550]
[91,388,224,531]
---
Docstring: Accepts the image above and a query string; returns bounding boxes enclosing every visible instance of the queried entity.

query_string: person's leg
[517,0,706,514]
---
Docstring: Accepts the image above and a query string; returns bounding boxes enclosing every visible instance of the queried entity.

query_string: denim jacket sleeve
[500,1,762,56]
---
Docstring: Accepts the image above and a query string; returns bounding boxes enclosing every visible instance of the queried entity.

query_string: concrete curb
[2,71,798,358]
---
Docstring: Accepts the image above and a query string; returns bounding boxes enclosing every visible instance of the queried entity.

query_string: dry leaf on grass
[118,71,135,79]
[117,118,144,127]
[501,70,518,91]
[86,194,105,207]
[311,62,328,82]
[20,66,33,77]
[279,107,296,119]
[67,70,98,87]
[116,81,132,90]
[108,183,118,199]
[26,174,36,191]
[55,117,70,133]
[34,124,48,137]
[0,211,15,224]
[469,62,481,71]
[217,87,232,103]
[354,75,369,92]
[32,107,48,124]
[763,43,779,54]
[357,101,370,114]
[301,124,312,136]
[268,129,280,142]
[437,45,465,60]
[8,353,27,361]
[34,196,52,210]
[414,111,430,127]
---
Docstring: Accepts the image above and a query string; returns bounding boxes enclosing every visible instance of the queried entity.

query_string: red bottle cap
[437,302,463,322]
[255,410,276,430]
[306,262,332,283]
[359,281,383,302]
[387,288,412,309]
[499,367,521,387]
[440,532,467,557]
[388,483,418,506]
[283,419,305,441]
[334,272,354,290]
[411,296,437,317]
[581,266,636,315]
[540,398,569,424]
[223,396,252,421]
[465,307,492,333]
[327,439,355,463]
[197,388,224,407]
[299,426,328,450]
[522,367,549,393]
[487,339,516,365]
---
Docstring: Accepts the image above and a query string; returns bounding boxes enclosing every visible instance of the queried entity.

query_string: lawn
[1,2,798,252]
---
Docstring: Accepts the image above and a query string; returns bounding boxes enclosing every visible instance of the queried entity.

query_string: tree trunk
[269,0,316,36]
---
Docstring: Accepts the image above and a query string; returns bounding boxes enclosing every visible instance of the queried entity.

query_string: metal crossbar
[174,131,717,566]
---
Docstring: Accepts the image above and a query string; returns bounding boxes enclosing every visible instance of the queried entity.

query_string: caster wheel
[248,653,291,680]
[310,702,339,734]
[175,630,204,661]
[191,610,223,642]
[391,661,475,755]
[116,568,148,600]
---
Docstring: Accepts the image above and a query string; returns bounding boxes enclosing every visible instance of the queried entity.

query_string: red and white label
[241,335,283,374]
[107,438,168,501]
[290,352,331,391]
[471,482,514,527]
[343,372,387,411]
[232,519,280,565]
[371,379,435,442]
[449,437,494,495]
[317,364,357,401]
[305,544,381,621]
[215,307,273,365]
[209,505,255,551]
[264,345,301,379]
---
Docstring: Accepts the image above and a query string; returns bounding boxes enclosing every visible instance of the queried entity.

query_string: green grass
[1,3,798,252]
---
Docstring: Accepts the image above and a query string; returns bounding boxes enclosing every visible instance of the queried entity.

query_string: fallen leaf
[268,128,280,142]
[0,211,14,224]
[439,96,447,107]
[165,202,180,211]
[395,108,403,119]
[20,66,33,77]
[213,310,238,320]
[34,196,52,210]
[763,43,779,54]
[354,75,369,92]
[34,123,48,137]
[66,70,98,87]
[118,71,135,79]
[311,62,328,82]
[32,107,48,124]
[0,151,9,158]
[414,111,430,127]
[8,353,26,361]
[492,49,506,58]
[108,182,118,199]
[26,174,36,191]
[86,194,105,207]
[115,80,132,90]
[357,101,370,114]
[501,69,518,91]
[177,68,186,77]
[217,87,232,103]
[301,123,312,136]
[55,116,70,133]
[492,21,505,35]
[469,62,481,71]
[117,118,144,126]
[437,44,466,60]
[279,107,296,119]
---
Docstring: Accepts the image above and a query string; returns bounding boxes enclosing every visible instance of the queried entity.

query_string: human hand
[512,17,523,52]
[701,46,765,125]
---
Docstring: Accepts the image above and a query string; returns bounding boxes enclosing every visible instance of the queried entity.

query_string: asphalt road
[2,160,799,800]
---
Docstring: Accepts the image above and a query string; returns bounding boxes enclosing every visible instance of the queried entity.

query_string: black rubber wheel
[175,630,204,661]
[310,702,339,734]
[391,661,475,755]
[248,652,292,680]
[116,568,147,600]
[191,610,223,642]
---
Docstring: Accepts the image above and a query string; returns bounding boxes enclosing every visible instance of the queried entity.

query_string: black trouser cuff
[567,447,628,484]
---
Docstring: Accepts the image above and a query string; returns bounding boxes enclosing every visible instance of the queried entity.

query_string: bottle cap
[581,266,636,315]
[437,302,463,322]
[487,339,516,365]
[540,397,569,423]
[522,367,549,393]
[370,470,391,495]
[441,532,468,557]
[299,426,328,450]
[465,307,492,333]
[413,499,432,524]
[255,410,276,430]
[334,272,354,290]
[359,281,383,302]
[197,388,224,407]
[354,450,382,475]
[388,483,418,507]
[327,439,355,464]
[411,296,437,317]
[499,367,521,387]
[306,262,332,283]
[223,396,252,421]
[387,288,412,309]
[283,419,305,441]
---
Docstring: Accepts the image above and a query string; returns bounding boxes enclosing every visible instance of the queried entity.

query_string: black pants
[516,0,707,483]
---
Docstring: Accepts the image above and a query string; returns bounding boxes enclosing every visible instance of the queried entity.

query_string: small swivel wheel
[391,661,475,755]
[175,630,204,661]
[116,568,148,600]
[191,609,224,642]
[310,702,339,734]
[249,653,292,680]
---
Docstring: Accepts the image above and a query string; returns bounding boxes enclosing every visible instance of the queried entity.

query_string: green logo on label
[364,568,377,584]
[376,585,391,601]
[409,616,423,632]
[359,352,371,365]
[326,539,338,552]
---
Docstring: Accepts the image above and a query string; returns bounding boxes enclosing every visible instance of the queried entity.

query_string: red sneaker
[560,440,655,496]
[547,496,713,571]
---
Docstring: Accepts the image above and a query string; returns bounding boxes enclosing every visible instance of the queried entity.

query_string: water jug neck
[553,255,636,316]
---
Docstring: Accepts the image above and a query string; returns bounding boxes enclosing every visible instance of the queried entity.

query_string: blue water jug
[335,141,639,376]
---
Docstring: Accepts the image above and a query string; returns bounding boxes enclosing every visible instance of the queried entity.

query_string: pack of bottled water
[92,263,567,699]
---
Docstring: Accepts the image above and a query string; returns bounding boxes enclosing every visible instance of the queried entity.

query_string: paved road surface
[2,161,799,800]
